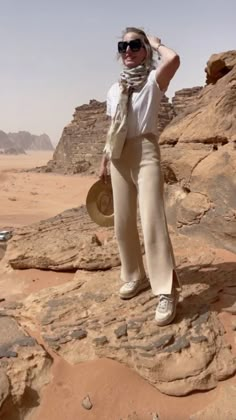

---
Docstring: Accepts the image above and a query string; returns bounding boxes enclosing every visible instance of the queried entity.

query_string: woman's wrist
[147,35,162,51]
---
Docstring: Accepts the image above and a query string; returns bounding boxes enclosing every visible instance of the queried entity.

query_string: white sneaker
[119,277,150,299]
[155,291,178,326]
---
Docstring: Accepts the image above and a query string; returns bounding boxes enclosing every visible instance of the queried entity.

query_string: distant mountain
[8,131,54,151]
[0,130,14,149]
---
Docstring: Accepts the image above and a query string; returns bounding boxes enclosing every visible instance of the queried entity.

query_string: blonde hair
[121,27,154,68]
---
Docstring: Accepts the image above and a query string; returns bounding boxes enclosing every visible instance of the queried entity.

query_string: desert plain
[0,151,236,420]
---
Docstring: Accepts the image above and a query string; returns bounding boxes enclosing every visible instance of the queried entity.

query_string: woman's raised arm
[147,35,180,91]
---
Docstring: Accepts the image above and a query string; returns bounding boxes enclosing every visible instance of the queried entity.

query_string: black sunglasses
[118,39,144,54]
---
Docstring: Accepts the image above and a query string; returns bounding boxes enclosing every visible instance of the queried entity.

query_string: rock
[231,320,236,331]
[222,303,236,315]
[81,394,93,410]
[11,258,236,397]
[159,52,236,256]
[160,51,236,147]
[164,143,236,253]
[2,206,120,271]
[0,316,52,419]
[205,50,236,84]
[172,87,202,115]
[0,369,9,409]
[114,324,128,339]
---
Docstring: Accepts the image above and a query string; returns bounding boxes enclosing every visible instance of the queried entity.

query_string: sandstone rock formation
[205,50,236,84]
[46,100,108,174]
[171,86,202,115]
[160,50,236,252]
[2,206,120,271]
[160,50,236,146]
[2,242,236,397]
[0,314,52,418]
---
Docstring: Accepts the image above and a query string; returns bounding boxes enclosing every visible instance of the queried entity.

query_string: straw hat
[86,179,114,227]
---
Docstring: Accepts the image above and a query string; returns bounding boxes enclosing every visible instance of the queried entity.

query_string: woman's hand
[147,34,180,92]
[147,35,161,49]
[99,154,110,184]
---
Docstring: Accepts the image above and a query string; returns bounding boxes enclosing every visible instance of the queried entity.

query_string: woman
[100,27,180,326]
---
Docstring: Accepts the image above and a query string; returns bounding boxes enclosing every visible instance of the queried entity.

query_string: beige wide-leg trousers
[111,134,178,295]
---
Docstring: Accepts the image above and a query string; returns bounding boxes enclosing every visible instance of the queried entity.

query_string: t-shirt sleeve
[149,68,166,94]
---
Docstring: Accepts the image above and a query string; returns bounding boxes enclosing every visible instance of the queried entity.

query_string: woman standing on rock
[100,27,181,326]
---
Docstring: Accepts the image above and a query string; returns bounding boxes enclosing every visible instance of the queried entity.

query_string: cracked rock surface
[0,315,52,419]
[4,246,235,397]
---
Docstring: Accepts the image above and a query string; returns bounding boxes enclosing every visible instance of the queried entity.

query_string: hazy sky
[0,0,235,145]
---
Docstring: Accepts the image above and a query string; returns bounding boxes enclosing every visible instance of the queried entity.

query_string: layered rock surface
[160,50,236,146]
[1,199,236,398]
[1,206,119,271]
[1,239,236,398]
[0,314,52,419]
[160,51,236,252]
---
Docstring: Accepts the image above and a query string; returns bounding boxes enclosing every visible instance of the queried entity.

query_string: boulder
[160,51,236,252]
[2,206,120,271]
[160,51,236,146]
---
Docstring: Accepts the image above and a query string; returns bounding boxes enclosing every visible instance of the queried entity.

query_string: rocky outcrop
[160,50,236,146]
[46,100,108,174]
[2,206,120,271]
[3,243,236,397]
[0,314,52,418]
[172,87,203,116]
[205,50,236,84]
[158,51,236,252]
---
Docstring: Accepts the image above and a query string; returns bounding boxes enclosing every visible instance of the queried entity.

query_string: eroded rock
[0,316,52,419]
[8,253,236,397]
[2,206,120,271]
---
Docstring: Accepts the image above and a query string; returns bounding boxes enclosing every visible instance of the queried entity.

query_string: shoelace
[158,295,173,311]
[125,281,136,289]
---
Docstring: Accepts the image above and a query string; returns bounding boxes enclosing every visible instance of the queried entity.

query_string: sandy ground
[0,151,97,227]
[0,152,235,420]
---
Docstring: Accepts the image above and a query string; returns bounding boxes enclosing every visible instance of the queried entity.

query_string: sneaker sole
[119,281,150,300]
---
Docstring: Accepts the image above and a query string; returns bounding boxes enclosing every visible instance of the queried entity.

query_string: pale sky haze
[0,0,235,145]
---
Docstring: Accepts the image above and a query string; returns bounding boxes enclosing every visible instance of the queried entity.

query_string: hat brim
[86,179,114,227]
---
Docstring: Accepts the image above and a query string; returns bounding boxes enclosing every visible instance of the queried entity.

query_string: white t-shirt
[106,69,164,139]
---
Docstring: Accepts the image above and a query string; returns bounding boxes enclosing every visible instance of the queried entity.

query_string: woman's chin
[124,60,137,68]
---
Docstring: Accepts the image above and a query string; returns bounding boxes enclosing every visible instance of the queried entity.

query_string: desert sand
[0,152,235,420]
